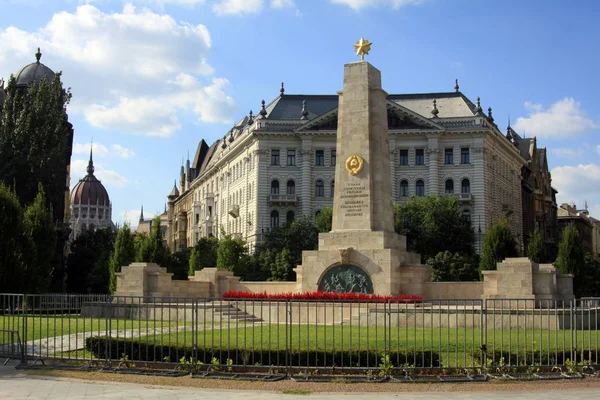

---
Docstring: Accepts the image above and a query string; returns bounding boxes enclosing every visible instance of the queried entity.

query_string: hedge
[85,336,440,368]
[477,349,600,366]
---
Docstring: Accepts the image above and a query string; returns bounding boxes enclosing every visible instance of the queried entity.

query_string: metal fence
[1,294,599,376]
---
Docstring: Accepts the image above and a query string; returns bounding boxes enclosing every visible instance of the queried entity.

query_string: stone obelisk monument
[295,39,430,296]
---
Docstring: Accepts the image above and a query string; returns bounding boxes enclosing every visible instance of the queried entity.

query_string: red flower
[221,290,422,303]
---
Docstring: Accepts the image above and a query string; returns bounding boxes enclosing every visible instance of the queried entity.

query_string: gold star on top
[354,37,372,60]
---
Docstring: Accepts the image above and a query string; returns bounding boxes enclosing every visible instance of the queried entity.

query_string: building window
[286,180,295,195]
[270,210,279,228]
[271,180,280,195]
[445,179,454,194]
[415,149,424,165]
[463,209,471,221]
[271,149,280,165]
[286,210,295,224]
[416,180,425,196]
[444,148,453,165]
[461,178,471,194]
[400,180,408,197]
[330,180,335,197]
[399,149,408,165]
[315,150,324,166]
[461,147,470,164]
[287,150,296,166]
[315,180,324,197]
[331,150,336,166]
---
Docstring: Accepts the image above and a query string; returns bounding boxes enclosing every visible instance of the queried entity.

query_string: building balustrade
[268,194,298,205]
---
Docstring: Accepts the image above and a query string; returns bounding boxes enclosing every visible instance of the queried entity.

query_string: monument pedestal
[294,231,431,296]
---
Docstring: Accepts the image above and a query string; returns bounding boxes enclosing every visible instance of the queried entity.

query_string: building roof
[14,48,56,88]
[70,148,110,207]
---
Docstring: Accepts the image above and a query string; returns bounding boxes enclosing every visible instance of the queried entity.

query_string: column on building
[300,138,313,218]
[427,135,440,195]
[389,137,398,199]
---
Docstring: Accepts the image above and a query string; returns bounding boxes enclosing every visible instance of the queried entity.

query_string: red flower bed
[222,290,422,303]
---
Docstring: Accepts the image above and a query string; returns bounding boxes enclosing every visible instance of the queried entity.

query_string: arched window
[286,210,295,224]
[445,179,454,194]
[461,178,471,194]
[330,180,335,197]
[416,180,425,196]
[270,210,279,228]
[400,180,408,197]
[463,209,471,221]
[315,180,324,197]
[286,180,295,195]
[271,180,280,195]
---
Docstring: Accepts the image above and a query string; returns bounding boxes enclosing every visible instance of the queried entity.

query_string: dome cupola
[70,147,110,207]
[14,48,56,88]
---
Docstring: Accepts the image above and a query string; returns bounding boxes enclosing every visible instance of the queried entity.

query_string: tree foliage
[527,227,544,263]
[479,217,518,273]
[555,222,586,294]
[67,228,115,293]
[0,182,25,293]
[427,251,480,282]
[316,207,333,233]
[188,236,219,276]
[22,184,57,293]
[108,223,135,293]
[216,235,248,276]
[394,195,475,262]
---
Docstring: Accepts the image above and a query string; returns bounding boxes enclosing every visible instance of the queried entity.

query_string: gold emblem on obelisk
[354,37,372,60]
[345,155,364,176]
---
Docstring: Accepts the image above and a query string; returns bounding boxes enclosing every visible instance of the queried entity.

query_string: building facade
[69,148,114,240]
[167,83,527,254]
[508,129,559,261]
[557,203,594,255]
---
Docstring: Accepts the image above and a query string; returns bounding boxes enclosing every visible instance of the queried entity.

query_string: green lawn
[0,315,179,344]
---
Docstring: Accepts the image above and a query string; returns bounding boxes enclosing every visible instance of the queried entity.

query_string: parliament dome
[14,48,56,88]
[70,150,110,207]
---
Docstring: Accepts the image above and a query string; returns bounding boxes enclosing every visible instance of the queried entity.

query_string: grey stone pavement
[0,372,599,399]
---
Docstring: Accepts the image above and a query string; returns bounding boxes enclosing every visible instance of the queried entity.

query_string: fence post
[481,298,487,368]
[21,294,28,364]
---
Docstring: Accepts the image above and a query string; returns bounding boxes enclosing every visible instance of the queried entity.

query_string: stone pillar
[427,136,439,195]
[332,61,394,233]
[300,139,312,218]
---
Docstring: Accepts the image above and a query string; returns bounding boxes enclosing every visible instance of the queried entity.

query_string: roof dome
[14,48,56,88]
[70,149,110,207]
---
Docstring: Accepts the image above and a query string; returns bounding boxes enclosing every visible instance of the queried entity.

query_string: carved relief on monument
[318,264,374,294]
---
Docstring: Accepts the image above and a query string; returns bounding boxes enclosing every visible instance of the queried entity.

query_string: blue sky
[1,0,599,225]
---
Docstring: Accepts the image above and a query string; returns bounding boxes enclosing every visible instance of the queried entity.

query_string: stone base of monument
[294,230,432,296]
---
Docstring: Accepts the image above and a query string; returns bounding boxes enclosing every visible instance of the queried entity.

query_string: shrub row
[85,336,439,368]
[477,349,600,366]
[222,291,422,302]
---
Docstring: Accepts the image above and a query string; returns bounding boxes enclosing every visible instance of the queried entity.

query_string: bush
[85,336,439,368]
[221,290,422,302]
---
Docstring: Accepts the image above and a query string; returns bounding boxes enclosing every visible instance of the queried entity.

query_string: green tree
[427,251,480,282]
[68,228,115,293]
[527,227,544,263]
[188,236,219,276]
[479,217,518,273]
[108,224,135,293]
[134,233,150,262]
[269,248,294,281]
[146,216,169,266]
[216,235,248,276]
[169,249,191,280]
[0,182,25,293]
[555,222,586,294]
[394,195,475,262]
[316,207,333,233]
[22,184,56,293]
[580,253,600,297]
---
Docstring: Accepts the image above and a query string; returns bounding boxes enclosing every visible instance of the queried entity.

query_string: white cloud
[330,0,424,10]
[271,0,294,8]
[513,98,598,138]
[213,0,263,15]
[71,159,129,187]
[73,142,110,157]
[84,76,234,136]
[73,142,136,158]
[0,4,235,137]
[549,147,585,158]
[551,163,600,219]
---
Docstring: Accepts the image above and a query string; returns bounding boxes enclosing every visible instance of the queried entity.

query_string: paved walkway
[0,374,598,400]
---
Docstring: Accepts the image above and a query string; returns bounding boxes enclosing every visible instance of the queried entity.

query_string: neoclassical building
[69,148,114,240]
[167,81,528,253]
